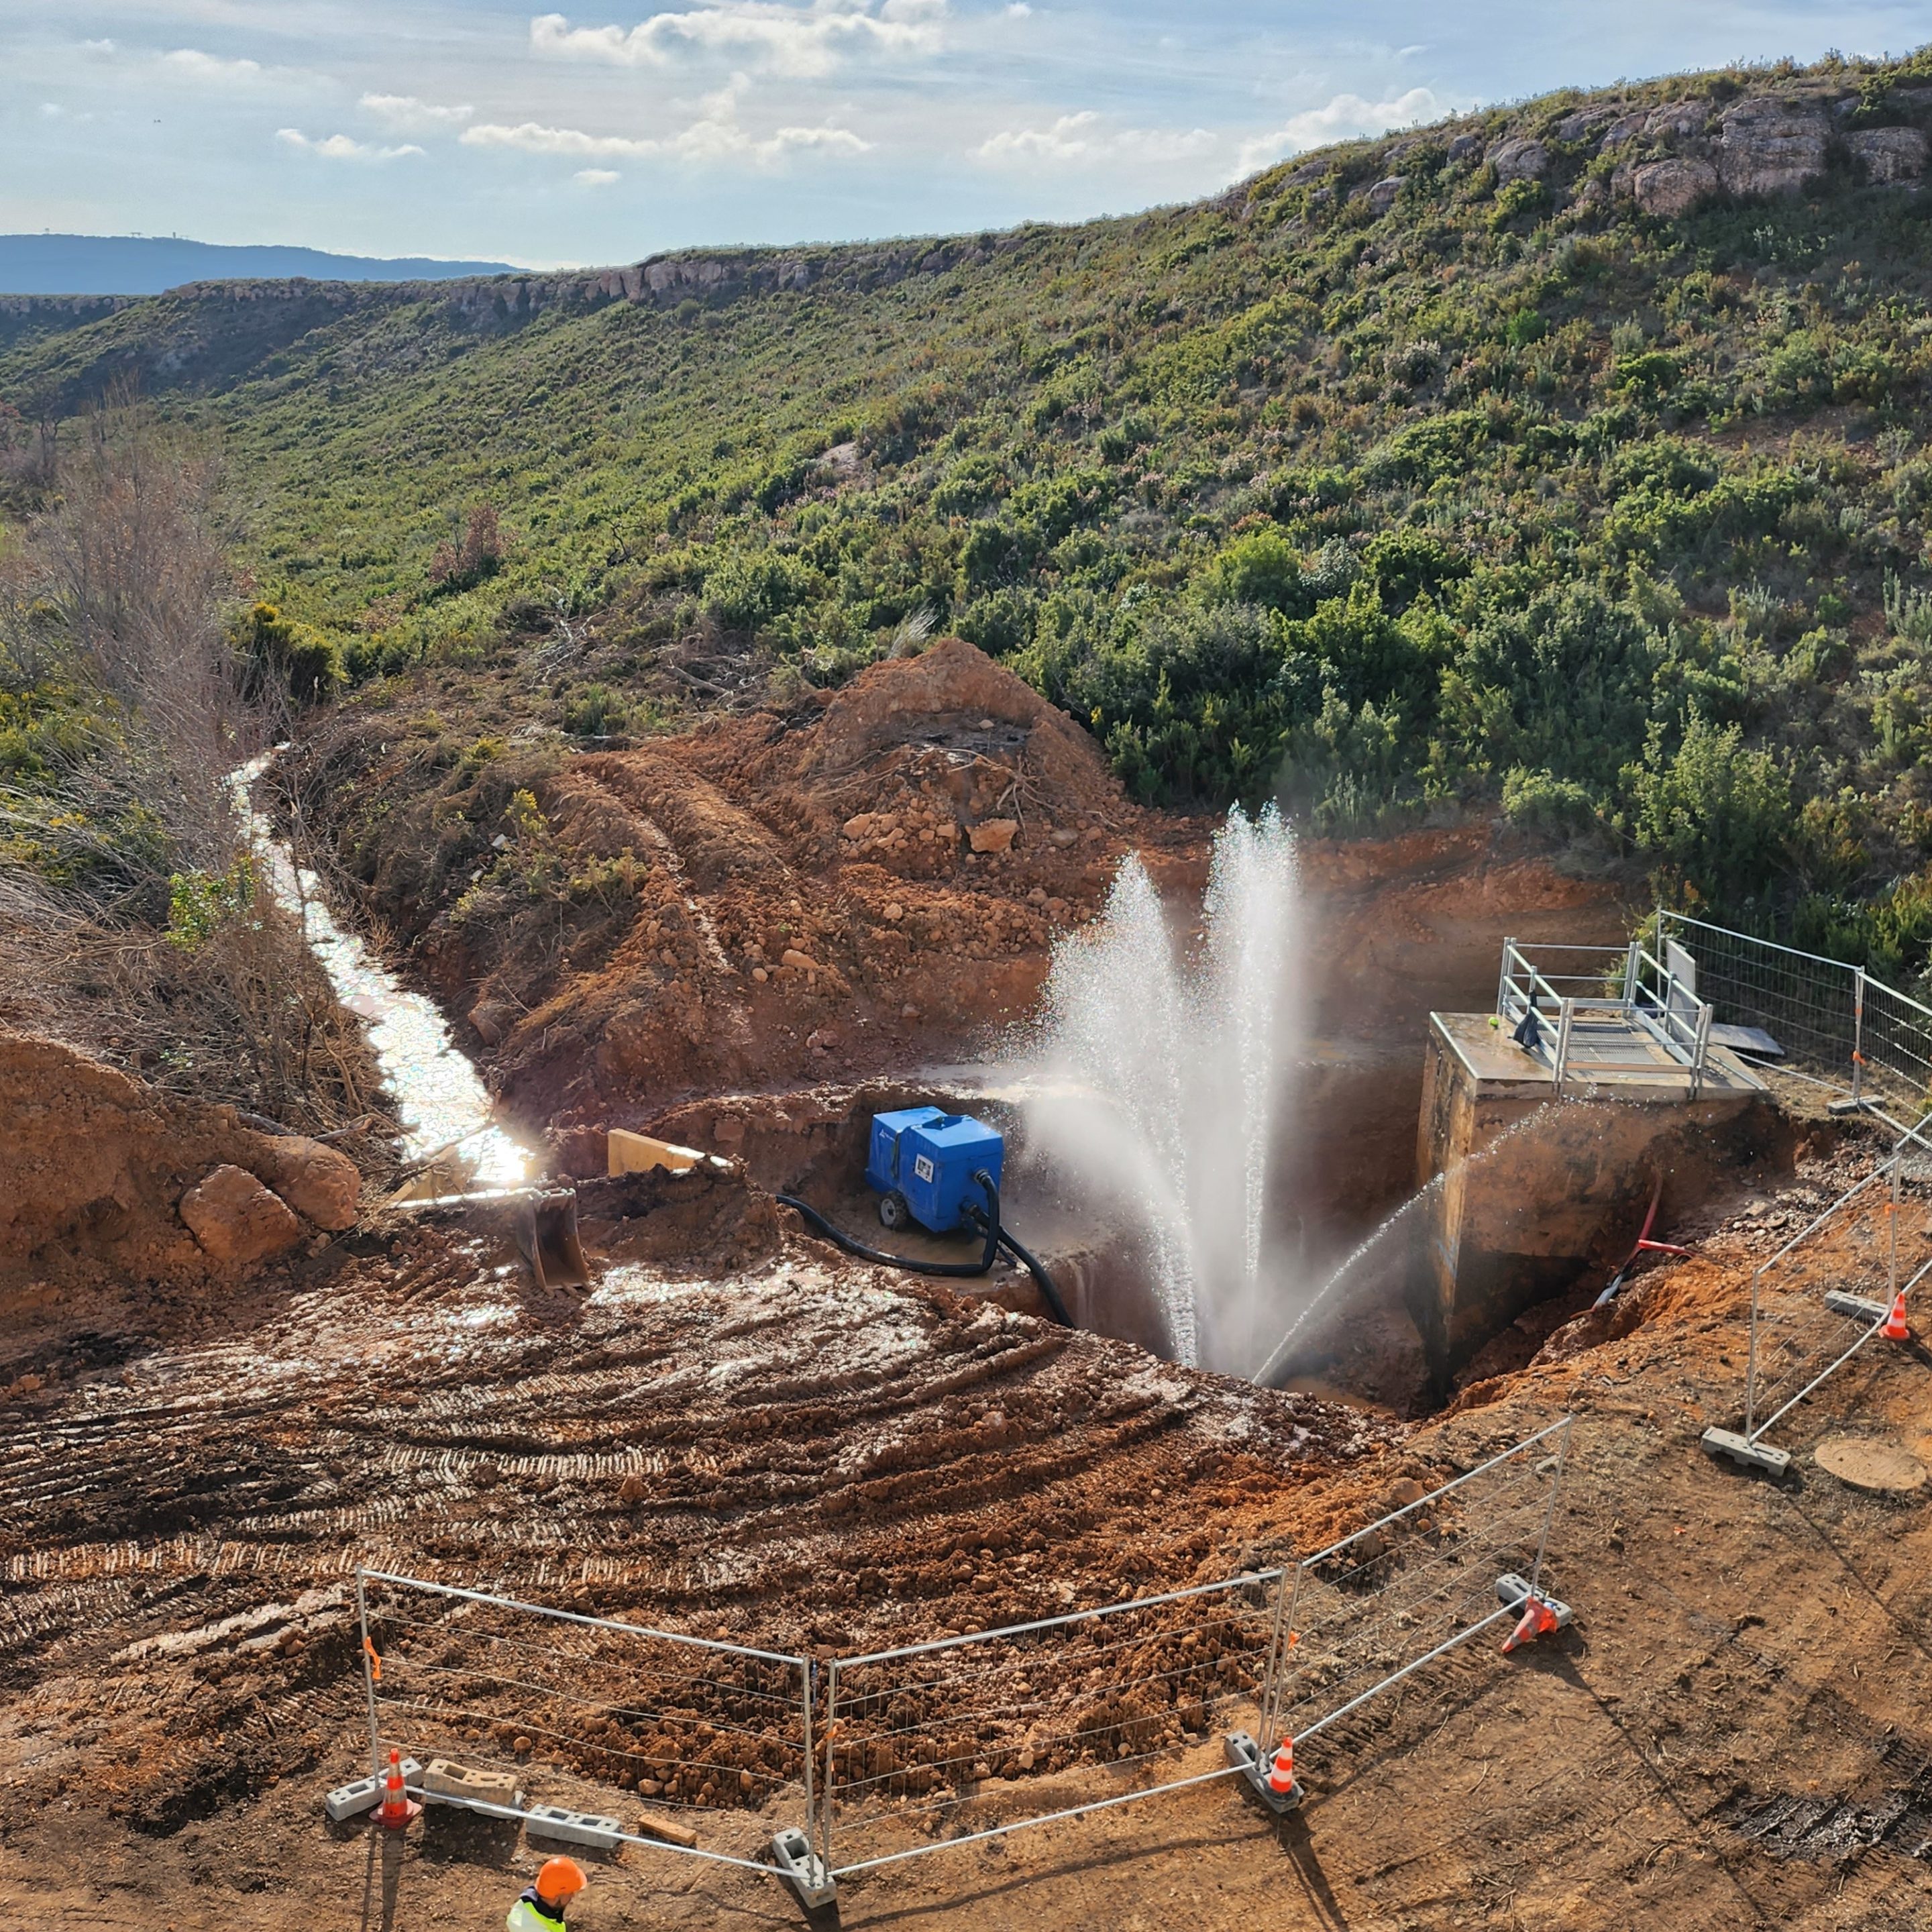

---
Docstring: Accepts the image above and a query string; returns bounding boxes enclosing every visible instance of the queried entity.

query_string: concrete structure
[1414,989,1770,1389]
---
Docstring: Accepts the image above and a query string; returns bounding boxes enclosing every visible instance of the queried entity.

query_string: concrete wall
[1412,1020,1784,1389]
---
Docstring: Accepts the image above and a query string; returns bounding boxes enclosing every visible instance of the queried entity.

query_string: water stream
[228,753,535,1193]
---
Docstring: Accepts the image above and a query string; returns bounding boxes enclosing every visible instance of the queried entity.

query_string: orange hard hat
[535,1857,587,1904]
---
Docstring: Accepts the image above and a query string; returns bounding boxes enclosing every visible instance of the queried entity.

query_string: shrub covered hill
[17,52,1932,974]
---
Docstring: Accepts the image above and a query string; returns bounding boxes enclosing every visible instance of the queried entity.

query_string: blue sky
[8,3,1932,268]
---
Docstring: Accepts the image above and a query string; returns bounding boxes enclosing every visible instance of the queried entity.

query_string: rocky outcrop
[1355,176,1403,213]
[1848,125,1929,183]
[1717,96,1829,197]
[178,1165,303,1265]
[1490,138,1550,182]
[1633,157,1720,217]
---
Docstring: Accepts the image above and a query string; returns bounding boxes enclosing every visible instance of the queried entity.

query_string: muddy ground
[3,1115,1931,1931]
[5,643,1927,1929]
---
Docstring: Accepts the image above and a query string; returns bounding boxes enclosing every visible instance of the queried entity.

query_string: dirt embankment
[0,1033,368,1345]
[295,638,1636,1199]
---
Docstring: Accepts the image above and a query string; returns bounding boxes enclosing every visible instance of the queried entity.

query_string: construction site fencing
[355,1570,812,1875]
[812,1568,1286,1878]
[1263,1416,1572,1780]
[1656,911,1932,1111]
[348,1421,1575,1904]
[802,1417,1573,1883]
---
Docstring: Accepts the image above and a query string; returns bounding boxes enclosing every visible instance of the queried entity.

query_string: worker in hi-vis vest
[507,1857,586,1930]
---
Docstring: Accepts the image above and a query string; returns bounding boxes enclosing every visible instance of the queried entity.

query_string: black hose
[995,1228,1072,1328]
[776,1169,1071,1327]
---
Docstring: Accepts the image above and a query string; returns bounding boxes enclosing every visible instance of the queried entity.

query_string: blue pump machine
[775,1104,1068,1323]
[865,1107,1004,1233]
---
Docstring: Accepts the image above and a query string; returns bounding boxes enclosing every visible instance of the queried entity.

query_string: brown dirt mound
[441,638,1177,1142]
[0,1031,366,1298]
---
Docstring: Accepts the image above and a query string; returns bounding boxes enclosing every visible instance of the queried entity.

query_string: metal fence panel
[356,1571,812,1875]
[816,1569,1286,1877]
[1267,1417,1572,1778]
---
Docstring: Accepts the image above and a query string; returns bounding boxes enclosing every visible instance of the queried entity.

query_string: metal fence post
[820,1659,839,1876]
[1553,998,1574,1096]
[356,1566,380,1780]
[800,1659,820,1872]
[1853,965,1867,1104]
[1889,1154,1901,1301]
[1528,1417,1573,1593]
[1258,1564,1299,1754]
[1745,1263,1764,1436]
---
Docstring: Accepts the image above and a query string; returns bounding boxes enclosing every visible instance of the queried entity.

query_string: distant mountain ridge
[0,234,518,297]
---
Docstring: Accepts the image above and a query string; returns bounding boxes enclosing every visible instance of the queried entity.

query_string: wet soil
[4,1118,1932,1931]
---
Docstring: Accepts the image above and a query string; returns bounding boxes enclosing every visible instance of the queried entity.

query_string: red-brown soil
[3,1119,1930,1929]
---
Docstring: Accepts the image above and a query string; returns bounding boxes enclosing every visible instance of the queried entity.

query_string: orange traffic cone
[1267,1739,1297,1796]
[1501,1594,1560,1654]
[1882,1291,1911,1342]
[376,1748,421,1829]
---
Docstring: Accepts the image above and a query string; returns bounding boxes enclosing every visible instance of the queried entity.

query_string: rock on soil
[177,1165,305,1264]
[250,1136,362,1230]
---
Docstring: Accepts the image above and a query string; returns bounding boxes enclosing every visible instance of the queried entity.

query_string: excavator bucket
[512,1187,590,1290]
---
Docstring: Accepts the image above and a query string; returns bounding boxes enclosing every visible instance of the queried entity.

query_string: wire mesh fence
[355,1572,811,1875]
[814,1569,1286,1876]
[1263,1417,1572,1780]
[345,1421,1576,1904]
[1703,1126,1932,1469]
[1656,912,1932,1112]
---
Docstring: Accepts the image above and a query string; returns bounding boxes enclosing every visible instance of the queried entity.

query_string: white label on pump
[913,1155,935,1183]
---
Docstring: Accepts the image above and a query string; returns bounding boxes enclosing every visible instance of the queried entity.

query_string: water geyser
[1022,804,1304,1371]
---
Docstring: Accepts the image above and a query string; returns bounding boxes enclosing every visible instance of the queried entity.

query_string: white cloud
[277,129,425,162]
[160,48,266,86]
[360,93,476,131]
[977,111,1217,169]
[574,166,622,184]
[465,111,869,164]
[83,38,115,56]
[530,2,947,79]
[1236,87,1446,176]
[465,77,870,167]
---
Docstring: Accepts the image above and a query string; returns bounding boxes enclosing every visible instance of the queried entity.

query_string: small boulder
[969,818,1019,855]
[179,1165,303,1265]
[1633,156,1719,217]
[780,948,818,971]
[1848,125,1929,184]
[252,1136,362,1230]
[1490,137,1549,182]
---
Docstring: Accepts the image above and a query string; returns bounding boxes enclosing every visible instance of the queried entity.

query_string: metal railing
[1656,912,1932,1112]
[1498,939,1713,1095]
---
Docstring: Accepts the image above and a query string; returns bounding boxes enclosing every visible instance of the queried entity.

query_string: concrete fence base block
[1495,1572,1574,1628]
[324,1758,421,1823]
[1825,1290,1890,1324]
[419,1759,521,1810]
[525,1805,623,1851]
[1700,1426,1792,1477]
[1224,1729,1304,1814]
[770,1825,837,1909]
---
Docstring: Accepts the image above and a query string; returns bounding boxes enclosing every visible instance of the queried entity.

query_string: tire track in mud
[0,1241,1390,1832]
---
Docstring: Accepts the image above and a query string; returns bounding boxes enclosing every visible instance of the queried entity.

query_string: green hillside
[14,52,1932,975]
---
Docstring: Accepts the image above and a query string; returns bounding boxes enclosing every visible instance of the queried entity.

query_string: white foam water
[1022,804,1305,1371]
[228,753,535,1192]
